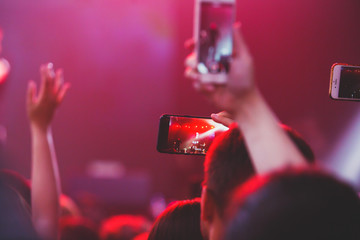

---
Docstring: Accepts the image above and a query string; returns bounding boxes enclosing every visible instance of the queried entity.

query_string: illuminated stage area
[167,116,228,154]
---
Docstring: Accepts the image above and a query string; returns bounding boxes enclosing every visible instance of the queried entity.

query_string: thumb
[211,112,234,127]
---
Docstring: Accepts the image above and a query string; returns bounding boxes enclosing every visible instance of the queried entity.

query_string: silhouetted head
[60,216,99,240]
[99,215,151,240]
[148,198,203,240]
[200,124,314,240]
[0,179,38,239]
[0,169,31,210]
[225,168,360,240]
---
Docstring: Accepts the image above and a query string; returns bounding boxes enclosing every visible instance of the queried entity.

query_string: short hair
[225,168,360,240]
[148,198,203,240]
[60,216,99,240]
[99,215,151,240]
[203,124,314,215]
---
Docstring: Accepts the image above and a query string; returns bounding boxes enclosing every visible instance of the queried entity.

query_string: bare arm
[231,87,307,173]
[27,63,69,239]
[185,24,307,174]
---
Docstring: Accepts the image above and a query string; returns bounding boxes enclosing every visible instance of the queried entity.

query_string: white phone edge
[329,63,360,101]
[330,63,342,99]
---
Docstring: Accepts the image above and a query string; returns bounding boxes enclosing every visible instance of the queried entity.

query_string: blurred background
[0,0,360,218]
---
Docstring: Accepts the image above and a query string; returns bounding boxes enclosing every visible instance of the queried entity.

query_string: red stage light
[0,58,10,84]
[172,124,181,129]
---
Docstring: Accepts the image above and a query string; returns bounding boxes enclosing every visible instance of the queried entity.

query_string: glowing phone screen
[198,2,234,74]
[167,116,228,154]
[339,66,360,98]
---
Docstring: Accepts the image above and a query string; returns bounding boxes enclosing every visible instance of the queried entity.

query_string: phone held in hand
[157,114,228,155]
[194,0,235,84]
[329,63,360,101]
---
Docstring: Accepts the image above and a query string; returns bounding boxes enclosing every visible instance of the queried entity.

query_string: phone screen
[197,2,234,74]
[339,66,360,98]
[157,115,228,155]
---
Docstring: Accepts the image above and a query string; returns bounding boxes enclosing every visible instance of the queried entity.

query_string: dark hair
[203,124,314,215]
[225,168,360,240]
[99,215,151,240]
[133,232,149,240]
[148,198,203,240]
[0,179,38,239]
[0,169,31,208]
[60,216,99,240]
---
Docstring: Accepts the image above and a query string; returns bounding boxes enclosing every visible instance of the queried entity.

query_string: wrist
[232,87,274,127]
[232,87,261,113]
[30,123,51,135]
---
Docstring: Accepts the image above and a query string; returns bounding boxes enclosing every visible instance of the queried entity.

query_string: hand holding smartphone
[194,0,235,84]
[157,114,228,155]
[329,63,360,101]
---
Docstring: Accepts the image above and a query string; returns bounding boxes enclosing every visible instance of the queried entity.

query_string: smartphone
[157,114,229,155]
[194,0,235,83]
[329,63,360,101]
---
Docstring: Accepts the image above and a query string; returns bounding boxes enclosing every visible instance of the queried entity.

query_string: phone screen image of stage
[167,117,228,154]
[339,66,360,98]
[198,2,233,74]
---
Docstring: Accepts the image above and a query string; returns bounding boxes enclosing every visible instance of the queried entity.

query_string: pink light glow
[0,58,10,84]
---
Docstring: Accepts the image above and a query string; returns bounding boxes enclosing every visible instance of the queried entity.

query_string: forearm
[233,88,307,174]
[31,125,61,240]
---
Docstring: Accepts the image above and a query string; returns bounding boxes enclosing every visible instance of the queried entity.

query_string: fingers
[27,80,37,106]
[38,65,47,98]
[185,67,199,80]
[27,63,68,127]
[185,67,217,93]
[57,82,70,104]
[39,63,56,98]
[211,111,234,127]
[54,69,64,94]
[184,38,195,51]
[55,68,69,105]
[184,52,197,69]
[216,111,234,119]
[37,63,69,104]
[232,22,250,59]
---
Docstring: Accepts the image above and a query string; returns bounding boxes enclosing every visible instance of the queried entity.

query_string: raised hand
[185,23,255,113]
[185,24,307,174]
[27,63,69,240]
[27,63,69,131]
